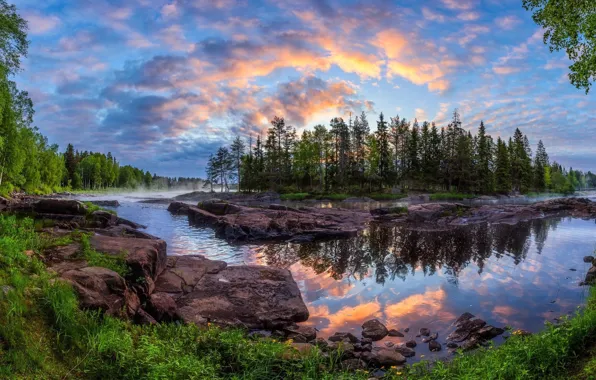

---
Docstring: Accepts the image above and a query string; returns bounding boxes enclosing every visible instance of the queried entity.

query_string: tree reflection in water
[259,218,563,285]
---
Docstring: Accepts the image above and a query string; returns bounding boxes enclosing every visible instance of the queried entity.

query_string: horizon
[13,0,596,177]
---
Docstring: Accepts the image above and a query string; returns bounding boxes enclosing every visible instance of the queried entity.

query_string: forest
[207,112,596,195]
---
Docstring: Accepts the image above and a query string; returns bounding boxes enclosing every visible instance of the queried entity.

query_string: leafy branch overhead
[523,0,596,93]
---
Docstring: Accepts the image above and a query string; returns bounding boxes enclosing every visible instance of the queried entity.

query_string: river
[79,191,596,362]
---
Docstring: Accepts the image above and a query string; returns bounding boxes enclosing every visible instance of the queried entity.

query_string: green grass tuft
[368,193,408,201]
[79,234,128,276]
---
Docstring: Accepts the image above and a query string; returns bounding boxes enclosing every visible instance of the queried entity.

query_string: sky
[12,0,596,177]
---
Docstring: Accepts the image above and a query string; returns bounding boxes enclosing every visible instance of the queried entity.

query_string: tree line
[207,111,595,195]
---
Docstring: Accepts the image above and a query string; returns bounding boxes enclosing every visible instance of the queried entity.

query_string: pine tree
[476,121,494,193]
[230,136,245,191]
[495,138,512,193]
[375,113,392,188]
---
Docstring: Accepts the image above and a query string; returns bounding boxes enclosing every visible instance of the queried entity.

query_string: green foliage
[280,192,311,201]
[79,234,128,276]
[429,193,476,201]
[523,0,596,93]
[82,201,116,215]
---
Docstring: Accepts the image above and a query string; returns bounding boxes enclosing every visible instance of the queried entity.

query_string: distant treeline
[62,145,203,192]
[207,110,596,195]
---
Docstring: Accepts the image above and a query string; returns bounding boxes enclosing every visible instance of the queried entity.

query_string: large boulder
[90,235,167,299]
[373,348,406,367]
[175,265,309,329]
[154,255,227,298]
[167,201,191,215]
[34,199,87,215]
[361,319,388,341]
[61,266,139,316]
[146,292,179,322]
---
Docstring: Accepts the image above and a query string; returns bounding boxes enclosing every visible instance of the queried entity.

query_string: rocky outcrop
[90,235,167,299]
[167,201,191,214]
[34,199,87,215]
[91,200,120,207]
[175,265,309,329]
[374,198,596,227]
[182,201,372,242]
[61,266,140,317]
[174,191,281,204]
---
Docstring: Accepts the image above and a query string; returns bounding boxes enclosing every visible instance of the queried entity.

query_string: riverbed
[80,192,595,362]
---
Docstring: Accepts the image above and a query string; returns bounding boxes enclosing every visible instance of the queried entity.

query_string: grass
[429,192,476,201]
[79,234,128,276]
[83,201,117,215]
[280,193,311,201]
[1,213,596,379]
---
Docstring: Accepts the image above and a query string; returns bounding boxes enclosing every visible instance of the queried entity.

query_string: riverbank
[1,197,595,379]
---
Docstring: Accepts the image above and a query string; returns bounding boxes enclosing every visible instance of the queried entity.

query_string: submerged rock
[362,319,389,341]
[419,327,431,337]
[405,340,417,348]
[91,200,120,207]
[429,340,442,352]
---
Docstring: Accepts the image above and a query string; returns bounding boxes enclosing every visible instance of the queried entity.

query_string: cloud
[24,13,61,34]
[373,29,454,93]
[422,7,446,22]
[495,15,521,30]
[492,66,522,75]
[441,0,475,10]
[415,108,428,121]
[458,11,480,21]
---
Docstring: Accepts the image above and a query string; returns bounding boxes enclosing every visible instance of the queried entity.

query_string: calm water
[90,195,595,361]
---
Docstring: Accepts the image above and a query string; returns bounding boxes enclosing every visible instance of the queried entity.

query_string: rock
[586,266,596,284]
[454,312,475,327]
[448,318,486,342]
[405,340,417,348]
[476,326,505,339]
[61,266,138,317]
[284,324,316,341]
[512,329,532,337]
[311,338,328,349]
[90,210,118,228]
[147,292,178,322]
[91,200,120,207]
[154,255,227,297]
[583,256,594,263]
[188,201,372,242]
[362,319,389,341]
[384,342,394,348]
[419,328,430,337]
[404,328,410,333]
[34,199,87,215]
[461,336,481,351]
[394,345,415,358]
[287,334,308,343]
[375,348,406,367]
[407,203,467,222]
[429,340,441,352]
[175,265,309,329]
[387,329,404,337]
[116,217,147,229]
[248,330,272,339]
[90,235,167,300]
[328,342,355,359]
[329,332,360,343]
[341,359,366,370]
[134,308,157,325]
[446,342,459,349]
[167,201,190,215]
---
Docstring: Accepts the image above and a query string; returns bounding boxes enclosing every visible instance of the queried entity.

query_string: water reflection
[260,219,562,285]
[256,217,593,360]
